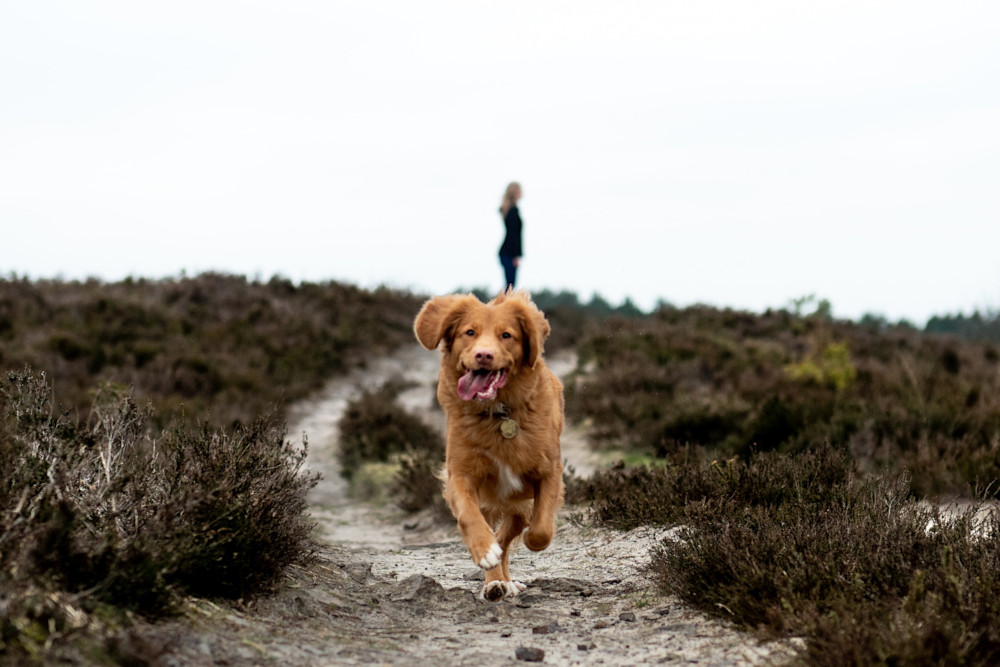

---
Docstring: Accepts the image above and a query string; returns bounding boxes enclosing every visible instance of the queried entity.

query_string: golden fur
[414,290,564,601]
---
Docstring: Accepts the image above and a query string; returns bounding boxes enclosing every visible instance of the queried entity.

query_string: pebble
[532,622,562,635]
[620,611,637,622]
[515,646,545,662]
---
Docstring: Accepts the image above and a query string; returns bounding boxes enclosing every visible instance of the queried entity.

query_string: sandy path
[145,345,791,666]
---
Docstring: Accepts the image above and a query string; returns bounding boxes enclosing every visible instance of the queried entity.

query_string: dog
[414,289,565,601]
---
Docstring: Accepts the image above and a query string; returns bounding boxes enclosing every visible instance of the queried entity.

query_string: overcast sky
[2,1,997,324]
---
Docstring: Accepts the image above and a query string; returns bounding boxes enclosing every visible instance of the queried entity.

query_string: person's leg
[500,255,517,288]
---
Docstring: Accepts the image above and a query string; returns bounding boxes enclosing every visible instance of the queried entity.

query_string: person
[498,181,523,289]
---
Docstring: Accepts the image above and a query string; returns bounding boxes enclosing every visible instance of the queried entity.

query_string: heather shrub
[650,464,1000,665]
[337,381,446,513]
[0,274,424,429]
[393,448,447,514]
[0,369,317,661]
[567,304,1000,497]
[573,444,1000,665]
[337,382,441,478]
[574,443,853,530]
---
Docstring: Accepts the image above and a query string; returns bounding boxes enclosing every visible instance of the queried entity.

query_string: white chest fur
[487,453,523,498]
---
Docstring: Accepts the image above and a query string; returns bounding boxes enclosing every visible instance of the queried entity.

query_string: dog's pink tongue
[457,370,491,401]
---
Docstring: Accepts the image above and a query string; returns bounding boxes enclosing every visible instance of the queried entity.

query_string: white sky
[2,1,998,324]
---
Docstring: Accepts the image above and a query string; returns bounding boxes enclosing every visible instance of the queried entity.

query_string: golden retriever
[414,290,564,601]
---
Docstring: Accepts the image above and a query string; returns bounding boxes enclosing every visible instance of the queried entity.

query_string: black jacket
[499,206,523,258]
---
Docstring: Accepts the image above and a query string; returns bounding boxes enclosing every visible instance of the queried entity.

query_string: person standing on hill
[498,181,523,289]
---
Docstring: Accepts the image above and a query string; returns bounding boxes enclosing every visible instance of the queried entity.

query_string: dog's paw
[480,580,527,601]
[482,580,507,602]
[476,542,503,570]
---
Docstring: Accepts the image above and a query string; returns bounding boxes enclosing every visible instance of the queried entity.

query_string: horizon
[4,268,993,327]
[3,1,998,325]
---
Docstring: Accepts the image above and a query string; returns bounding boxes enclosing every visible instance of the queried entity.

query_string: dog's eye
[501,332,512,339]
[465,329,475,336]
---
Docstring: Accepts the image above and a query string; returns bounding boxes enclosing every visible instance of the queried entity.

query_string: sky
[2,1,998,325]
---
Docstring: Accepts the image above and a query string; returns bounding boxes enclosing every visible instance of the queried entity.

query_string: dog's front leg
[446,474,502,570]
[524,469,564,552]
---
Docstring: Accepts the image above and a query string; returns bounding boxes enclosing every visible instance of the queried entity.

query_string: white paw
[480,580,526,601]
[477,542,502,570]
[481,580,506,601]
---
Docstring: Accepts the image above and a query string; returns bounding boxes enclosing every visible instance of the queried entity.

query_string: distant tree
[533,289,582,311]
[926,310,1000,342]
[615,297,645,318]
[859,313,889,332]
[586,293,614,318]
[788,293,832,320]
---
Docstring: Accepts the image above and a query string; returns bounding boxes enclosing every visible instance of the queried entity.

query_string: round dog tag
[500,419,520,439]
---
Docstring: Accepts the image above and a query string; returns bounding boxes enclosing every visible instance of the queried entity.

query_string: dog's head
[414,290,551,402]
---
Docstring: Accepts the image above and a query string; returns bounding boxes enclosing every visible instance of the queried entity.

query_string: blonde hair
[499,181,522,216]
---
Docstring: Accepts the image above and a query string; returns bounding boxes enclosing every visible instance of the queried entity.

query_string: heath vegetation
[566,300,1000,498]
[0,274,420,663]
[566,300,1000,665]
[4,274,1000,665]
[0,273,423,428]
[0,369,317,662]
[336,380,448,514]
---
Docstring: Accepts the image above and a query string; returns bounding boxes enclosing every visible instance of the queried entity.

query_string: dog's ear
[414,295,473,351]
[515,298,551,368]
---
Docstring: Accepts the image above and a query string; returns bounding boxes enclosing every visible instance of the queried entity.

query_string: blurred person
[498,182,523,289]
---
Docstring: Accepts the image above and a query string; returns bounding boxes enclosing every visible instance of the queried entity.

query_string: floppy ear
[414,295,471,351]
[516,300,551,368]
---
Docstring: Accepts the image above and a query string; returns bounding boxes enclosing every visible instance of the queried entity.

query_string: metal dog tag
[500,419,520,439]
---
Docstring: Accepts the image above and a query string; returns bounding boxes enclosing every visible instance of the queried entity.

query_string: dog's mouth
[457,367,509,402]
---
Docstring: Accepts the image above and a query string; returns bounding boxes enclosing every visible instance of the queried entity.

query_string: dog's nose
[475,350,494,366]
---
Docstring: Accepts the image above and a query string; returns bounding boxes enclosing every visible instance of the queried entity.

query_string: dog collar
[479,402,520,439]
[481,402,511,418]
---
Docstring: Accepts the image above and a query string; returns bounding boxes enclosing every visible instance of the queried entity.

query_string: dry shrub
[0,274,424,429]
[575,443,853,530]
[568,304,1000,497]
[580,444,1000,665]
[0,369,317,661]
[394,448,447,514]
[655,479,1000,665]
[337,382,446,513]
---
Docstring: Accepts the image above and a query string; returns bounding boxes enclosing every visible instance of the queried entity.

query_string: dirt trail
[146,345,792,666]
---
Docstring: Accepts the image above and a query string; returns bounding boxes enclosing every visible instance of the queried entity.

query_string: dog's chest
[486,452,524,498]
